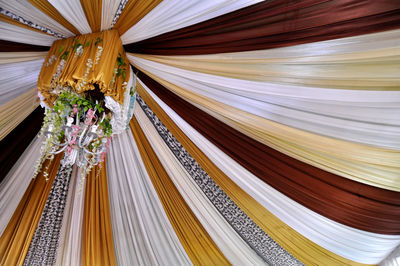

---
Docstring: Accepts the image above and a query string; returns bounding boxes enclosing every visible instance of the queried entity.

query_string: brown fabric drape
[0,154,62,265]
[27,0,80,35]
[82,163,116,266]
[0,106,43,183]
[135,69,400,235]
[112,0,162,35]
[80,0,102,33]
[0,40,49,52]
[126,0,400,55]
[130,117,230,265]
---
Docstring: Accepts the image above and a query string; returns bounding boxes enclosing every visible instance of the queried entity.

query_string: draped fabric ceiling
[0,0,399,265]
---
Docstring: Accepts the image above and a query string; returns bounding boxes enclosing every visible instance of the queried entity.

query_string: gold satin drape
[82,163,116,266]
[113,0,162,35]
[137,85,367,266]
[0,88,38,141]
[135,68,400,191]
[27,0,80,35]
[38,29,129,106]
[0,155,62,265]
[80,0,102,33]
[130,117,230,265]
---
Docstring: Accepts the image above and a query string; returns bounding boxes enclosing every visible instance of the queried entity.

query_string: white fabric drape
[134,103,266,265]
[0,20,59,46]
[55,167,85,266]
[0,135,42,236]
[0,52,47,65]
[0,58,43,105]
[381,245,400,266]
[107,130,192,266]
[47,0,91,34]
[121,0,262,44]
[0,0,74,37]
[140,80,400,265]
[129,55,400,150]
[101,0,121,31]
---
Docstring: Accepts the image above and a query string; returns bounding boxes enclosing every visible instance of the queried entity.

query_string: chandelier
[42,90,111,169]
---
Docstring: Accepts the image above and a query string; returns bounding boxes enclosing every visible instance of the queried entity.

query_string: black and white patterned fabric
[110,0,129,28]
[137,95,303,266]
[23,165,73,266]
[0,7,66,38]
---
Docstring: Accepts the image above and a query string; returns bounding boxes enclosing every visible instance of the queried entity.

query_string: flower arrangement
[34,87,113,181]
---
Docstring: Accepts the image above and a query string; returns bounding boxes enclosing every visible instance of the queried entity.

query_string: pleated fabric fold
[131,63,400,192]
[0,39,49,52]
[121,0,262,44]
[107,129,192,266]
[0,58,43,105]
[0,153,62,265]
[138,81,400,265]
[133,70,400,235]
[82,163,116,266]
[128,52,400,150]
[135,103,271,265]
[46,0,91,34]
[0,20,59,46]
[130,116,230,265]
[0,0,74,37]
[55,167,86,266]
[0,51,47,64]
[135,95,305,265]
[112,0,162,35]
[125,0,400,55]
[0,136,42,236]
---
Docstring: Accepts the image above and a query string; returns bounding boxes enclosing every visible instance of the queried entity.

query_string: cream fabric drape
[55,167,86,266]
[107,130,192,266]
[0,0,74,37]
[135,103,267,265]
[0,135,42,236]
[0,51,47,65]
[140,81,400,265]
[27,0,80,35]
[112,0,162,35]
[0,88,38,141]
[121,0,263,44]
[129,55,400,150]
[47,0,91,34]
[0,20,59,46]
[101,0,121,31]
[131,63,400,192]
[0,58,43,105]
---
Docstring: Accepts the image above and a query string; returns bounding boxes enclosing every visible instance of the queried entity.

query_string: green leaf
[84,41,91,47]
[122,70,126,81]
[57,45,64,56]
